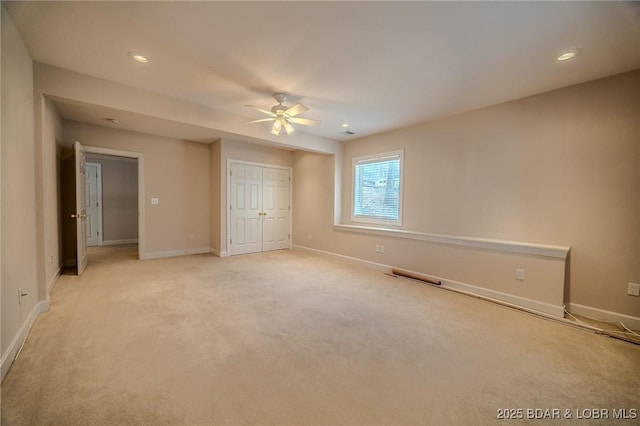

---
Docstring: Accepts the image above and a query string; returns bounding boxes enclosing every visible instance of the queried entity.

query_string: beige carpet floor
[1,246,639,425]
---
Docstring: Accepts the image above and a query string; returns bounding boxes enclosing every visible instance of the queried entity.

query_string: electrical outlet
[628,282,640,297]
[151,197,159,205]
[18,288,23,304]
[380,245,385,254]
[516,269,525,281]
[375,245,380,253]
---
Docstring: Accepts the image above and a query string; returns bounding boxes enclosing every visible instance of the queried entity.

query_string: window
[352,150,403,225]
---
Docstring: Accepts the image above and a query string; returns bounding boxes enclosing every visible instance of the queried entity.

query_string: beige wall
[216,138,294,254]
[62,121,211,256]
[1,4,38,370]
[295,70,640,318]
[210,140,222,254]
[41,98,63,292]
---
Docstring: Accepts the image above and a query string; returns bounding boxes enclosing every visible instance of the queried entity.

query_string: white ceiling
[5,1,640,142]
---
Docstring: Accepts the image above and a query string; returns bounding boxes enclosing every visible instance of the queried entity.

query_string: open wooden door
[73,141,88,275]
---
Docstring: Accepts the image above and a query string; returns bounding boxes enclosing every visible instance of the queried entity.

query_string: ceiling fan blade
[284,103,308,117]
[288,117,320,127]
[283,120,295,135]
[245,118,275,124]
[252,107,277,117]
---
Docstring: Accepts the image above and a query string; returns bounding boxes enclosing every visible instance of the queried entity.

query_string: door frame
[85,161,103,247]
[81,144,145,260]
[226,159,292,256]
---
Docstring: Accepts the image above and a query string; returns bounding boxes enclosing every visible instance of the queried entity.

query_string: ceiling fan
[246,93,320,136]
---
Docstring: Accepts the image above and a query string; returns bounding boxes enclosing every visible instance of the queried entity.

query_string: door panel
[262,168,290,252]
[74,142,88,275]
[229,164,262,255]
[85,163,101,246]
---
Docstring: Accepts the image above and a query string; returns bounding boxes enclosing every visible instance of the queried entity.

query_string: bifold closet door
[262,168,290,251]
[229,164,263,255]
[228,163,291,256]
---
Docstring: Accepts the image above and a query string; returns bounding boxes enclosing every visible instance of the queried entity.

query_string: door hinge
[288,234,291,239]
[230,171,232,177]
[230,239,232,245]
[289,205,291,211]
[230,205,232,210]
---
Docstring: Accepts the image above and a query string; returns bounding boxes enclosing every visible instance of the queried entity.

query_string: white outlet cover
[516,269,525,281]
[628,282,640,297]
[151,197,159,205]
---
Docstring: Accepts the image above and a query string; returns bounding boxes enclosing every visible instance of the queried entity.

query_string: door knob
[71,213,87,219]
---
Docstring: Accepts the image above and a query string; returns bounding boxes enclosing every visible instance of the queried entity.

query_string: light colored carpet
[1,246,639,425]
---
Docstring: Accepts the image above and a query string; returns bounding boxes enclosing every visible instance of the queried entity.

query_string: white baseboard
[46,267,62,296]
[293,245,389,272]
[439,276,565,318]
[102,239,138,246]
[210,248,229,258]
[292,245,565,318]
[1,300,49,382]
[140,247,211,260]
[568,303,640,330]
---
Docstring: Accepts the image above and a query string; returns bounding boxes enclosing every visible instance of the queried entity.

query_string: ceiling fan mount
[246,93,320,136]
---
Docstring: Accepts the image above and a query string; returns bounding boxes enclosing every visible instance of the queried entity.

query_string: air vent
[343,130,355,135]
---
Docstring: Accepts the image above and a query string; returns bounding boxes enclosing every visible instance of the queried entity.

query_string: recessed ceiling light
[557,48,582,62]
[127,51,148,63]
[341,123,349,128]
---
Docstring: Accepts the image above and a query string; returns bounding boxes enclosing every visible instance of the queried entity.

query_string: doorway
[227,161,291,256]
[61,144,145,274]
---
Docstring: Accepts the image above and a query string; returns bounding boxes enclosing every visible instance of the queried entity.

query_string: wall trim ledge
[1,300,49,382]
[567,303,640,330]
[293,245,565,318]
[140,247,211,260]
[333,224,570,259]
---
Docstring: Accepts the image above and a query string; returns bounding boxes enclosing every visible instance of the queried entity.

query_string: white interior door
[262,168,290,251]
[74,141,88,275]
[229,163,262,255]
[85,162,102,247]
[228,162,291,256]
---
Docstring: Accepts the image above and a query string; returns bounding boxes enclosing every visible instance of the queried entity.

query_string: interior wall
[295,70,640,318]
[210,140,221,254]
[41,98,63,292]
[86,156,138,243]
[62,120,211,257]
[218,138,294,254]
[1,4,38,374]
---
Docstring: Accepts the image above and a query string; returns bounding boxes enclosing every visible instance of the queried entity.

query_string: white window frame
[351,149,403,226]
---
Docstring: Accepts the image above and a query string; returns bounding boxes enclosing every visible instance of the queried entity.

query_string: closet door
[229,164,262,255]
[262,168,290,252]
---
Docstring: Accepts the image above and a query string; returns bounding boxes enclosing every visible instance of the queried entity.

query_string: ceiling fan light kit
[247,93,320,136]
